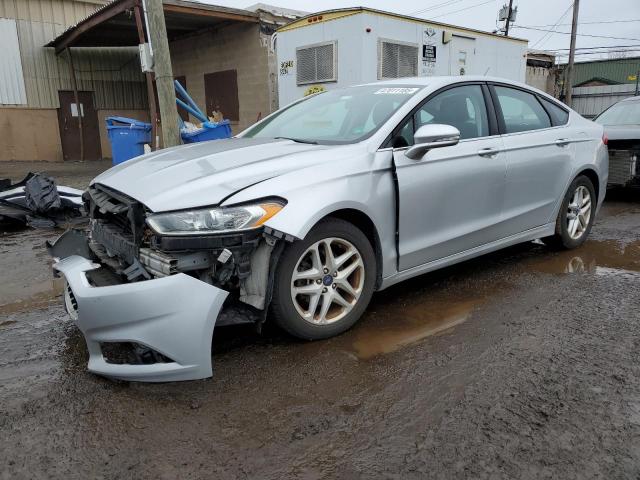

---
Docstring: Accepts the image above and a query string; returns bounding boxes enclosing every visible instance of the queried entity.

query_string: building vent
[378,40,419,79]
[296,41,337,85]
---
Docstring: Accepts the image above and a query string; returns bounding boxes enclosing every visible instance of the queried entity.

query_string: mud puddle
[526,239,640,275]
[344,282,507,360]
[0,228,63,313]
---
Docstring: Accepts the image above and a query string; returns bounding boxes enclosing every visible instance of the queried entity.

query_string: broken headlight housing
[146,200,285,236]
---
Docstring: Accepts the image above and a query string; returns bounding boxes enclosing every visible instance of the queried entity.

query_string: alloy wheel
[290,237,365,325]
[566,185,592,240]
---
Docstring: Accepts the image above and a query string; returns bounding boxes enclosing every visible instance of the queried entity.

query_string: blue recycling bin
[181,120,232,144]
[106,116,152,165]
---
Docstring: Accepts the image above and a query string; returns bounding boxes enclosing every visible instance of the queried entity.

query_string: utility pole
[564,0,580,107]
[144,0,181,148]
[504,0,514,36]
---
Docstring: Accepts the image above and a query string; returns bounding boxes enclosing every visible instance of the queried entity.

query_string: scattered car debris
[0,173,85,229]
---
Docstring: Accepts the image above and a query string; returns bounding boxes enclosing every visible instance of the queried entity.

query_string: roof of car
[367,75,525,86]
[619,95,640,103]
[360,76,553,98]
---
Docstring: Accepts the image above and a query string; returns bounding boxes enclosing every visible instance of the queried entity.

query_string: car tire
[270,218,376,340]
[544,175,596,250]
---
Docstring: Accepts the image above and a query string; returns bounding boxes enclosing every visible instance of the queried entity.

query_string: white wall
[276,11,528,107]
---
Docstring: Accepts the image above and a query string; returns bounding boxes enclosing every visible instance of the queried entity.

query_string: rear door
[57,91,102,161]
[489,84,574,235]
[449,36,475,76]
[392,83,506,270]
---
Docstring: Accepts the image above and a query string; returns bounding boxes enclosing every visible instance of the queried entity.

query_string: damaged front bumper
[53,255,228,382]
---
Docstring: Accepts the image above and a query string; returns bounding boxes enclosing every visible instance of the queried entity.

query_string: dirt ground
[1,162,640,479]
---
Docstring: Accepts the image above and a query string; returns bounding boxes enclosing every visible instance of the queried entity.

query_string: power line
[430,0,495,19]
[513,25,640,42]
[530,3,573,49]
[409,0,466,15]
[545,44,640,51]
[527,19,640,27]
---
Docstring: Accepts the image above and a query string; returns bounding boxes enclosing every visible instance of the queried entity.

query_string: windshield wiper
[274,136,318,145]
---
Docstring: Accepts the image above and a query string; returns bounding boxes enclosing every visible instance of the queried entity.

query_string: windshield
[595,100,640,126]
[242,85,422,144]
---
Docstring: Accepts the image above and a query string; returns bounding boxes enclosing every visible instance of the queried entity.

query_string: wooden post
[504,0,514,36]
[134,2,159,150]
[145,0,181,148]
[67,48,84,161]
[564,0,580,107]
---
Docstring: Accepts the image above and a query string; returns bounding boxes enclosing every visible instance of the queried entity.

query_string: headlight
[146,200,285,235]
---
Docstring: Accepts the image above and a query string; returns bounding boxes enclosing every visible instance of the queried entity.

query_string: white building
[275,7,529,107]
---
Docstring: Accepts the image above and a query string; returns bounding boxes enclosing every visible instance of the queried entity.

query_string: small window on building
[378,40,419,80]
[296,42,337,85]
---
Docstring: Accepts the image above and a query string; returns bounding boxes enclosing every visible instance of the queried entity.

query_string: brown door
[57,91,102,161]
[204,69,239,121]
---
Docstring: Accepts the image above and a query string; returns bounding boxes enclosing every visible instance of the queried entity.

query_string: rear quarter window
[540,97,569,125]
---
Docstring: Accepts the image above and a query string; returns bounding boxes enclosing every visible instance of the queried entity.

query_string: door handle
[478,147,499,157]
[555,138,571,147]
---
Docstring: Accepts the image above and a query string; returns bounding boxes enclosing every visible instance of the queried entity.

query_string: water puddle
[527,240,640,275]
[347,283,503,360]
[0,228,61,308]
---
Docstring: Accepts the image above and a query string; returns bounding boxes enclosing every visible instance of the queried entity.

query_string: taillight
[602,134,608,146]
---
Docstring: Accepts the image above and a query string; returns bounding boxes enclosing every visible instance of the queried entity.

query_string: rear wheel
[544,175,596,249]
[271,218,376,340]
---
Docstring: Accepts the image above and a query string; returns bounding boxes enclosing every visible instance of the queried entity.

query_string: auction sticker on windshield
[374,88,420,95]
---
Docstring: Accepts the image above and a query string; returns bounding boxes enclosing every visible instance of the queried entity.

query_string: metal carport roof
[46,0,259,53]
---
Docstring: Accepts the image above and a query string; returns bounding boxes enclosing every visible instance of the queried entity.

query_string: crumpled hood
[92,138,332,212]
[603,125,640,141]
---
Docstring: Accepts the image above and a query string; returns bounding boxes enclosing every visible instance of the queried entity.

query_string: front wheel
[270,218,376,340]
[544,175,596,249]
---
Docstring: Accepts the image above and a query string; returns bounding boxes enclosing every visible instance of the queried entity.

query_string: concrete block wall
[170,22,271,134]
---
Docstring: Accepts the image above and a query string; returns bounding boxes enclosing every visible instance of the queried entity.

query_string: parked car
[594,96,640,188]
[50,76,608,382]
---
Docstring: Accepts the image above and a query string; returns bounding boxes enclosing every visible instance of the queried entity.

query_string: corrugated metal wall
[562,57,640,87]
[0,0,147,109]
[571,84,637,118]
[0,18,27,104]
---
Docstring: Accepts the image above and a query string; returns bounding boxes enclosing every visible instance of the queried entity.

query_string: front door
[393,84,506,270]
[57,91,101,161]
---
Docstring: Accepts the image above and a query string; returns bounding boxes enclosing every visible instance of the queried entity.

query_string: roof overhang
[47,0,259,54]
[277,7,528,44]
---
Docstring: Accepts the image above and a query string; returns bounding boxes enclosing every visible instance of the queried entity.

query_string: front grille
[87,184,147,269]
[608,149,638,186]
[64,282,79,320]
[90,219,138,264]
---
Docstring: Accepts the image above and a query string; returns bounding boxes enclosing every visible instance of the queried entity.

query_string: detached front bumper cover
[53,255,228,382]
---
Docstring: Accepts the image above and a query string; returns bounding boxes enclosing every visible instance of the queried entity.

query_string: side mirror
[405,124,460,160]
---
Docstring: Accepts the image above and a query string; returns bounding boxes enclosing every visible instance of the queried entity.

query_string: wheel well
[324,209,383,290]
[577,168,600,203]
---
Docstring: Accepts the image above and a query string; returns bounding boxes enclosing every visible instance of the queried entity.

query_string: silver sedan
[51,76,608,382]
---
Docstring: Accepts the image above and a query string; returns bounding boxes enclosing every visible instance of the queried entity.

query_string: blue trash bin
[106,116,152,165]
[181,120,232,144]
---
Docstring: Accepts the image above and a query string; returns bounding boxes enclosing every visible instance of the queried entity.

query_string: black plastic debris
[0,172,85,230]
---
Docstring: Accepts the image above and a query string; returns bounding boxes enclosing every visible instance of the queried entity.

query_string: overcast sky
[201,0,640,63]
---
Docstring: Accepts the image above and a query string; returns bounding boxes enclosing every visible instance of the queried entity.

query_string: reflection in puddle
[351,299,482,359]
[348,282,500,360]
[527,240,640,275]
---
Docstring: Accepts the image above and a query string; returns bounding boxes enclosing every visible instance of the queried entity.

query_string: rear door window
[494,86,551,134]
